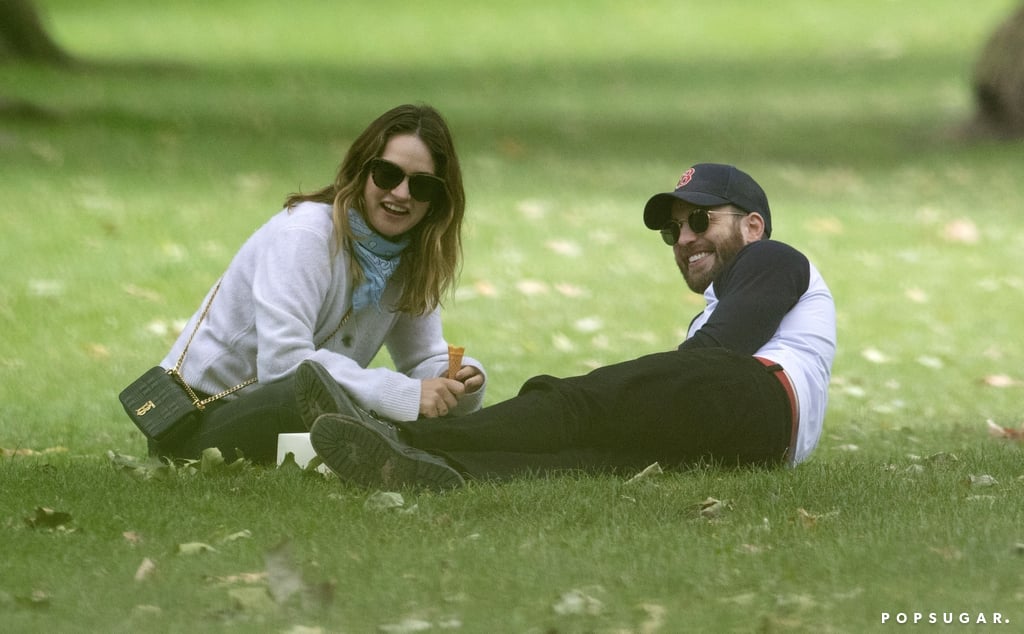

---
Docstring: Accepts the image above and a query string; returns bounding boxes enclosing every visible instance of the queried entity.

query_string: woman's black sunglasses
[366,158,446,203]
[659,209,747,245]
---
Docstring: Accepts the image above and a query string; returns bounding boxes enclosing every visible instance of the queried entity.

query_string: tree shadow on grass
[0,53,1005,169]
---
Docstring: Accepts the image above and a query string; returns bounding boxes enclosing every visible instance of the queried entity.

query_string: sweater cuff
[375,373,422,422]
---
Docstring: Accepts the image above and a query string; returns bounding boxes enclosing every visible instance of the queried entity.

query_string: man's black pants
[398,347,794,480]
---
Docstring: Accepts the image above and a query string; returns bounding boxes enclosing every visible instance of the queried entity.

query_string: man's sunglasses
[659,209,747,245]
[366,158,446,203]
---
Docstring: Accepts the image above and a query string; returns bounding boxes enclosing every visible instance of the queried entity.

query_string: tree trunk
[0,0,72,64]
[968,5,1024,139]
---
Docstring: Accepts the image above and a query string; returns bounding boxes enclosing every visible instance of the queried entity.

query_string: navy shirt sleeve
[680,240,811,355]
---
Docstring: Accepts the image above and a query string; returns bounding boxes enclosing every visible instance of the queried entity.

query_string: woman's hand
[418,366,483,417]
[419,378,463,418]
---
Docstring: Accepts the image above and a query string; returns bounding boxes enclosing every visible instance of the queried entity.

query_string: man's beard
[680,230,746,293]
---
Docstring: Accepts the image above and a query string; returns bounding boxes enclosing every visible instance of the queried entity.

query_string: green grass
[2,0,1024,631]
[3,445,1023,632]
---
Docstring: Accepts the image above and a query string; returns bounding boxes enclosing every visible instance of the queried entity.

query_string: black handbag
[119,366,204,443]
[119,280,256,443]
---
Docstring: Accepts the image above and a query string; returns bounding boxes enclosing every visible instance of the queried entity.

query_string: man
[296,163,837,490]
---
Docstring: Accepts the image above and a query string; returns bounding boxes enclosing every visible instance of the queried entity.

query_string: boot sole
[310,415,464,491]
[296,361,359,430]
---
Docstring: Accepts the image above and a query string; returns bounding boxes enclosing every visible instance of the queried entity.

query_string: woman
[139,104,486,463]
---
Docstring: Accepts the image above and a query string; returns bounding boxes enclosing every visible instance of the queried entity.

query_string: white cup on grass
[276,433,330,473]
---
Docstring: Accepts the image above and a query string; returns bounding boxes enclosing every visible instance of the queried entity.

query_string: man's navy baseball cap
[643,163,772,238]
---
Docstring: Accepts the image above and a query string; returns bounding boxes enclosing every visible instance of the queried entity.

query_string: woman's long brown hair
[284,104,465,315]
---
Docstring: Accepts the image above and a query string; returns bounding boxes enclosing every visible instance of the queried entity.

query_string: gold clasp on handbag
[135,400,156,416]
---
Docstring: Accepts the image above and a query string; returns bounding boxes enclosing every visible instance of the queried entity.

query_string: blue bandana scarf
[348,209,410,311]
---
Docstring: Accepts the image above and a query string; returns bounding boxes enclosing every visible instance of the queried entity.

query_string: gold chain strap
[316,306,353,349]
[168,280,352,411]
[192,376,258,408]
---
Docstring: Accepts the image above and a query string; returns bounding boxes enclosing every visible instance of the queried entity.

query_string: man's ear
[741,212,766,243]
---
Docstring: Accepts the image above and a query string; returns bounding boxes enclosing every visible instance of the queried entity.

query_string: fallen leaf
[808,217,844,235]
[916,355,943,369]
[199,447,226,472]
[304,455,328,474]
[179,447,250,475]
[16,589,51,608]
[573,316,603,333]
[500,137,527,158]
[378,618,432,633]
[220,530,253,543]
[833,588,865,601]
[123,531,144,545]
[986,419,1024,440]
[107,450,177,481]
[177,542,217,555]
[545,239,582,257]
[929,546,963,561]
[364,491,405,512]
[904,287,929,303]
[775,593,817,610]
[553,587,605,616]
[624,462,663,484]
[698,497,729,518]
[228,587,278,615]
[516,199,548,219]
[554,283,585,297]
[639,603,667,633]
[122,284,163,302]
[861,347,890,364]
[24,507,72,530]
[965,495,997,503]
[264,540,305,605]
[967,474,998,487]
[925,452,959,463]
[982,374,1019,388]
[552,333,574,352]
[721,592,757,606]
[473,280,498,297]
[795,508,836,528]
[437,618,463,629]
[134,557,157,582]
[516,280,549,296]
[2,446,69,457]
[85,343,110,359]
[28,279,65,297]
[278,451,301,471]
[941,219,980,244]
[206,572,268,586]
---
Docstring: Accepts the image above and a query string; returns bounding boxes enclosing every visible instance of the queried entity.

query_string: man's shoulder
[728,240,810,280]
[740,239,806,261]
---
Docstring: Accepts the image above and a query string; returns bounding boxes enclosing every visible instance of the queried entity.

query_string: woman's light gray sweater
[160,202,485,421]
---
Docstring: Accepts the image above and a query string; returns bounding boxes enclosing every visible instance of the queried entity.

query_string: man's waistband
[755,356,799,463]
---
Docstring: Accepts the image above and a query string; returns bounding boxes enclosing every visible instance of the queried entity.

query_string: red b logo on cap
[676,168,695,189]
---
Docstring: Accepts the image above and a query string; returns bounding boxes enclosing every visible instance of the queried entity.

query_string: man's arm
[680,241,811,354]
